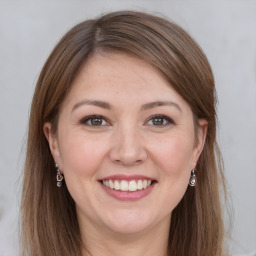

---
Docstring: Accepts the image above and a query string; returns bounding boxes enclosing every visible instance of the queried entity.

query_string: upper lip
[100,174,156,181]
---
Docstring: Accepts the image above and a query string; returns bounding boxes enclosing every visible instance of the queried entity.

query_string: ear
[43,122,62,165]
[191,119,208,168]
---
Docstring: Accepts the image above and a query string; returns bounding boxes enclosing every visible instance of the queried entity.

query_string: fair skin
[44,53,207,256]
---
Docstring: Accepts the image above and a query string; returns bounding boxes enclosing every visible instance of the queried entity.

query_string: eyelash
[145,115,175,127]
[79,114,175,127]
[80,115,110,127]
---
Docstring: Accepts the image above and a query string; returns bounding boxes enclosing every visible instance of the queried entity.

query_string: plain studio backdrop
[0,1,255,255]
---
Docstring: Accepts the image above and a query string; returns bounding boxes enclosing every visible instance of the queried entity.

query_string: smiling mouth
[100,179,157,192]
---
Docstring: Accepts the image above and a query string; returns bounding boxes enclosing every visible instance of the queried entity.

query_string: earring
[55,163,64,187]
[189,169,197,186]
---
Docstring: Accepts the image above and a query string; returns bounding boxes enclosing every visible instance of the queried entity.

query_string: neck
[80,216,171,256]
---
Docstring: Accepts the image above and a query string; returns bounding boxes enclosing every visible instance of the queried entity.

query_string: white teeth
[114,180,120,190]
[137,180,143,190]
[109,180,114,189]
[129,180,137,191]
[102,179,153,191]
[142,180,148,189]
[120,180,128,191]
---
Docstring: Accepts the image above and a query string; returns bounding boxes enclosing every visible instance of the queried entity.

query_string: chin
[106,221,152,235]
[101,208,159,235]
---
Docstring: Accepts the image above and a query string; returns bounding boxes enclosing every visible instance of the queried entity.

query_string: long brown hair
[21,10,228,256]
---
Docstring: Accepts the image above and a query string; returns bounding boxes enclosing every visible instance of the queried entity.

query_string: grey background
[0,1,255,255]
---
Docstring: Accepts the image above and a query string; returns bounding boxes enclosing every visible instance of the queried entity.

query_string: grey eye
[81,115,109,126]
[90,118,104,126]
[152,117,165,125]
[146,115,174,126]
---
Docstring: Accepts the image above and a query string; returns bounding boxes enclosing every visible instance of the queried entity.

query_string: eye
[146,115,174,126]
[80,115,110,127]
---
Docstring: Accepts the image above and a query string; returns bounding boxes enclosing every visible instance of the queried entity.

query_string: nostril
[108,135,148,166]
[112,158,144,166]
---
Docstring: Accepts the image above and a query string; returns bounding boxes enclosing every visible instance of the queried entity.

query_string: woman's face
[44,53,207,236]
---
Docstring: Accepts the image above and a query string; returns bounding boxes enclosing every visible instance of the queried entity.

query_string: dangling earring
[189,169,197,186]
[55,163,64,187]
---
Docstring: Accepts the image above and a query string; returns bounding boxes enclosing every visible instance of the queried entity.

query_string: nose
[109,124,148,166]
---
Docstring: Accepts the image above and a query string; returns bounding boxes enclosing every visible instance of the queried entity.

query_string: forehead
[62,52,191,113]
[77,53,166,87]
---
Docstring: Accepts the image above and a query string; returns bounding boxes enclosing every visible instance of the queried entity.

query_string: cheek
[152,135,194,208]
[151,134,194,177]
[59,132,107,178]
[57,132,108,207]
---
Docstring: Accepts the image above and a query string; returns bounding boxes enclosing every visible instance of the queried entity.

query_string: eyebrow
[72,99,112,112]
[140,101,182,112]
[72,99,182,112]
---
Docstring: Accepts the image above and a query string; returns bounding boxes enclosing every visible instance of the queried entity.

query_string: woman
[21,10,228,256]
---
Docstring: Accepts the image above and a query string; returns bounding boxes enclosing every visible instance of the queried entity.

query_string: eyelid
[80,115,111,126]
[79,114,174,127]
[145,114,175,126]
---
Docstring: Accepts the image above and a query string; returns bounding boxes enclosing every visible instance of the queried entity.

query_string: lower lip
[100,182,155,201]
